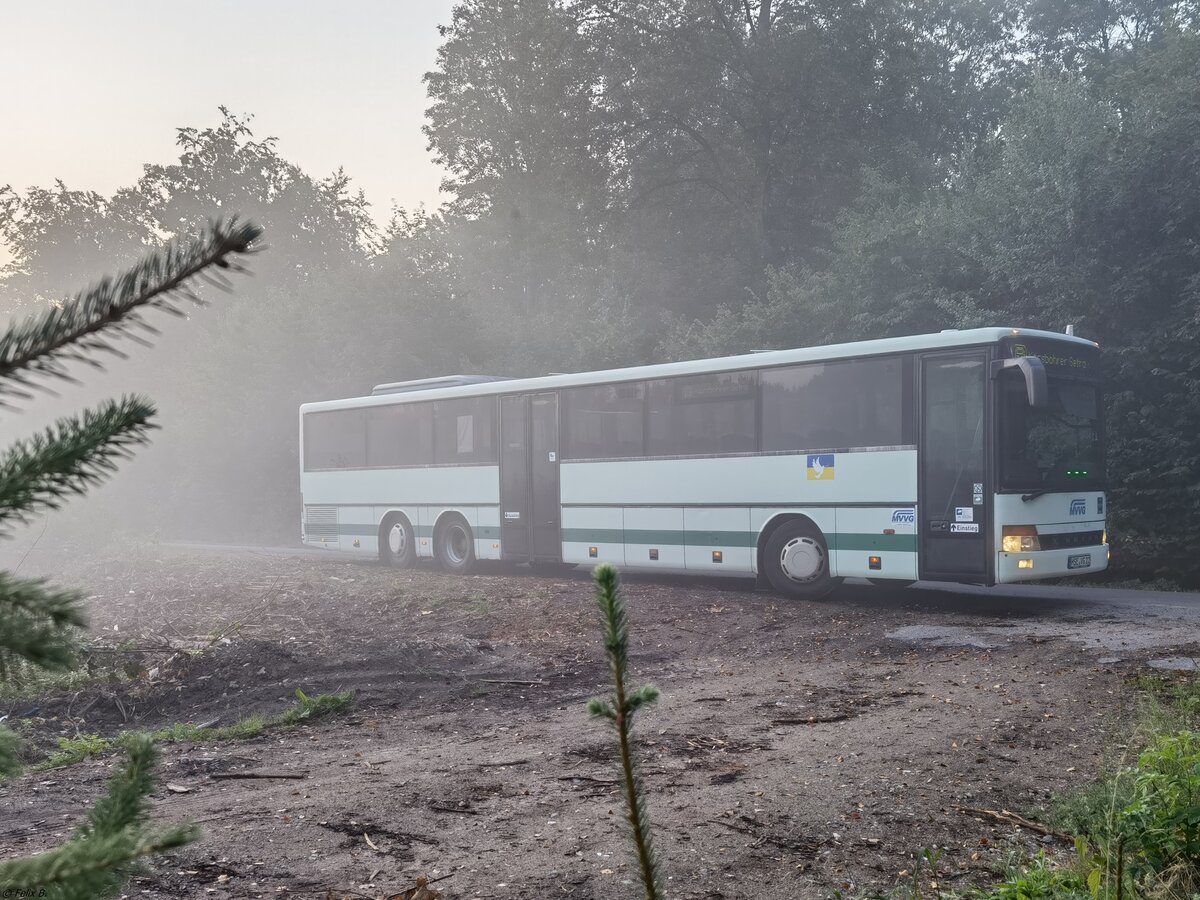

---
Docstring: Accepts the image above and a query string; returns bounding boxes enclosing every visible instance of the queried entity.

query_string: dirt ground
[0,545,1187,899]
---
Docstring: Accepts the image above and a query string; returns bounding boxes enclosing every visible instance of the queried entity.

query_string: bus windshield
[999,374,1103,492]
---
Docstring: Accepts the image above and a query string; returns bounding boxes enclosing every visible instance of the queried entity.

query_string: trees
[0,219,260,896]
[1021,0,1200,76]
[687,24,1200,582]
[0,182,152,311]
[0,110,393,543]
[421,0,1019,355]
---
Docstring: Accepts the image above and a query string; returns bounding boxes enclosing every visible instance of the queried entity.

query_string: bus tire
[379,513,416,569]
[762,519,838,600]
[435,515,475,575]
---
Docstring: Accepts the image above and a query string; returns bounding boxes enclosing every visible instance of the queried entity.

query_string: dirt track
[1,546,1195,899]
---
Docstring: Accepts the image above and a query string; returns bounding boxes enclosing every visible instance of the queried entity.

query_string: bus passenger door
[500,396,530,559]
[919,353,991,583]
[500,393,561,562]
[529,392,562,561]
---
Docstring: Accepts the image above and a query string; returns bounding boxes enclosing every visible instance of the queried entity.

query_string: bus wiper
[1021,489,1050,502]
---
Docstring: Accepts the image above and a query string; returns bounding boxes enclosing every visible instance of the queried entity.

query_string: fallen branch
[953,805,1075,843]
[710,817,756,836]
[478,678,544,686]
[427,803,478,816]
[771,713,855,725]
[209,771,307,781]
[384,873,452,900]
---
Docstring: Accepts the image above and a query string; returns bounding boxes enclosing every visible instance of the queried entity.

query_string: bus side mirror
[992,356,1048,408]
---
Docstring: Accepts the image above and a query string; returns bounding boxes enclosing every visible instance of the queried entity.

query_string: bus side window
[562,384,645,460]
[647,373,755,457]
[762,356,909,452]
[304,409,366,470]
[434,397,497,464]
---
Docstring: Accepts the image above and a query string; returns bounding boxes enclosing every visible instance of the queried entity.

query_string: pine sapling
[586,563,664,899]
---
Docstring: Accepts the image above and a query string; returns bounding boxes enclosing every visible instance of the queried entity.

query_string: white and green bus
[299,327,1107,598]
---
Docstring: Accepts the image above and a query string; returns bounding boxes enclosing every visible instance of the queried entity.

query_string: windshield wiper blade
[1021,489,1050,502]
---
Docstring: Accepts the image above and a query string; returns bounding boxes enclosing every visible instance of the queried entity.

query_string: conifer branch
[0,570,86,681]
[0,216,254,894]
[0,824,198,896]
[0,726,22,778]
[0,218,261,403]
[587,563,665,900]
[0,396,157,535]
[82,732,158,836]
[0,734,198,897]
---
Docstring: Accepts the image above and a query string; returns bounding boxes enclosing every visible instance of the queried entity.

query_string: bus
[298,327,1107,598]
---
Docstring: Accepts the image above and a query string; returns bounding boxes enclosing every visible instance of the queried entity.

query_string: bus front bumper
[996,544,1109,582]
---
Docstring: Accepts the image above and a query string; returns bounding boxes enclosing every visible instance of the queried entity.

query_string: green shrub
[970,851,1090,900]
[1133,674,1200,739]
[1051,772,1136,841]
[1119,731,1200,877]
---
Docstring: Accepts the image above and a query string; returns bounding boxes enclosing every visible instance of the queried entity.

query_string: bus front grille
[1039,530,1104,550]
[305,506,339,541]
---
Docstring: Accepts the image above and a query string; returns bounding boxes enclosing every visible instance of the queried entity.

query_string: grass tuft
[38,733,113,770]
[32,690,354,772]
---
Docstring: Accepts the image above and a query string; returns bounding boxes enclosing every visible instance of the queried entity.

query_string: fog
[3,3,1200,584]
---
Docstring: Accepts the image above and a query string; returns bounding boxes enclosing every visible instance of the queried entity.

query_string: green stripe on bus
[325,524,377,537]
[321,523,911,551]
[324,524,499,540]
[561,528,916,552]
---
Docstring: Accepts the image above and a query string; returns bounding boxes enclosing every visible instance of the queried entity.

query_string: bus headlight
[1002,525,1040,553]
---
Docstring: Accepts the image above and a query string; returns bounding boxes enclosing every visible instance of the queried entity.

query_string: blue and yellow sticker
[806,454,835,481]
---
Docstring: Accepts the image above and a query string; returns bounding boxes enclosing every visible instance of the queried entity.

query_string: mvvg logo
[891,508,915,525]
[1069,499,1087,516]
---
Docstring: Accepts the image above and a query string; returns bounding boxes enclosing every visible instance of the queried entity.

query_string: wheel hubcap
[446,526,469,564]
[779,536,824,583]
[388,523,407,556]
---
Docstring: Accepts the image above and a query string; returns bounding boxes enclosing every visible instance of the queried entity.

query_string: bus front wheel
[763,520,838,600]
[379,514,416,569]
[435,516,475,575]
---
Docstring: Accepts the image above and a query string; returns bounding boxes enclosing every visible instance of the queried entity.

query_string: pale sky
[1,1,456,228]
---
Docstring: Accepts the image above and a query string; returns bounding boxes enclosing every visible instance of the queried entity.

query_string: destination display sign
[1002,336,1098,373]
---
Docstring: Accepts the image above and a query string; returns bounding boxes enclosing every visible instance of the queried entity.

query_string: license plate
[1068,553,1092,570]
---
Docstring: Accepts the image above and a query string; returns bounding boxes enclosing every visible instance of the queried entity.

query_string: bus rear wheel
[763,520,838,600]
[379,514,416,569]
[435,516,475,575]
